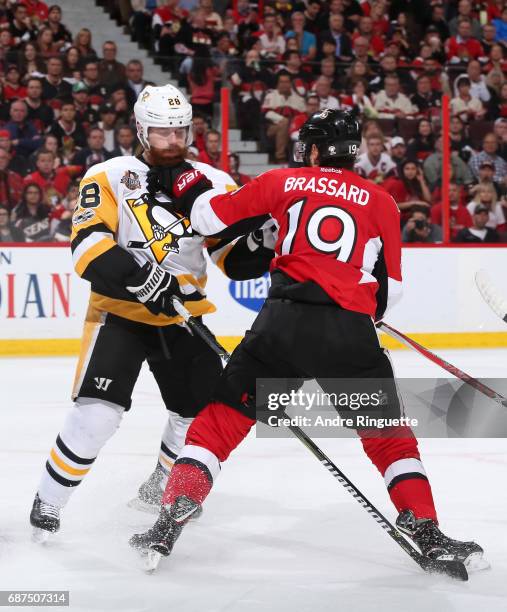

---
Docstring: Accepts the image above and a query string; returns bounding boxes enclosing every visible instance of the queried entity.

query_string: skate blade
[127,497,160,515]
[465,552,490,572]
[421,557,468,581]
[144,550,163,573]
[128,497,203,521]
[32,527,51,544]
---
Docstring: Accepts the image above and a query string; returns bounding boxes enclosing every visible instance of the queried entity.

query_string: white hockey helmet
[134,84,193,149]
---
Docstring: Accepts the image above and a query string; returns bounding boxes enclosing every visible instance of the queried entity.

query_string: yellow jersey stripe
[71,171,119,240]
[50,449,91,477]
[75,237,117,276]
[210,243,234,274]
[159,455,175,469]
[89,292,217,326]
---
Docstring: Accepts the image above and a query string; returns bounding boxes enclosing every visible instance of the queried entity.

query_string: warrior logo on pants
[94,377,113,391]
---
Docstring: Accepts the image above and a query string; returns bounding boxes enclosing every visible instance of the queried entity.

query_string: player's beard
[145,144,188,167]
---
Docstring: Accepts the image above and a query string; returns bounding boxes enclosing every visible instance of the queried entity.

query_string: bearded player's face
[147,126,188,166]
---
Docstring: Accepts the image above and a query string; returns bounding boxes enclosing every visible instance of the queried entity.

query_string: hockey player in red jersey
[130,110,485,572]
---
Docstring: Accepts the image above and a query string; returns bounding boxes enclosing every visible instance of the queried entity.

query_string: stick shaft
[378,322,507,407]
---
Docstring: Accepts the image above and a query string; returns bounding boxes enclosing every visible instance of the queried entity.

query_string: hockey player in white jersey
[29,84,275,539]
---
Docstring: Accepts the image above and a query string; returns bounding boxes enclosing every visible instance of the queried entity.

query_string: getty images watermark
[264,387,418,430]
[255,377,507,438]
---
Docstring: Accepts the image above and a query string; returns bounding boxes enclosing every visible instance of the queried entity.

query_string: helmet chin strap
[306,144,320,167]
[136,121,150,150]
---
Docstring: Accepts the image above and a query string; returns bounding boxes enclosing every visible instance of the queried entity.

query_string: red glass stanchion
[220,87,230,173]
[441,94,451,244]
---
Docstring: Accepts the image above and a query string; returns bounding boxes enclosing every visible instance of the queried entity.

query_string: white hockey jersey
[354,152,396,183]
[70,155,237,326]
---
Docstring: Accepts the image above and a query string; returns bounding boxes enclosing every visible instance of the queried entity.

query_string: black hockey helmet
[294,109,361,166]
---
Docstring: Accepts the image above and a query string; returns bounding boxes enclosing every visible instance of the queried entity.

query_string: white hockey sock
[37,398,124,508]
[157,411,193,477]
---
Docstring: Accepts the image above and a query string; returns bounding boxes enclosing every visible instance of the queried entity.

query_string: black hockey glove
[125,262,201,317]
[146,163,213,216]
[146,165,188,197]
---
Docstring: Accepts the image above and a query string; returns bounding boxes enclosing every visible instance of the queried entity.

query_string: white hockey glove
[246,219,278,252]
[152,224,166,241]
[126,262,199,316]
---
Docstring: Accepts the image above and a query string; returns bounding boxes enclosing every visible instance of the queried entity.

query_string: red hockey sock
[389,478,437,521]
[359,426,437,522]
[163,461,213,506]
[162,401,255,507]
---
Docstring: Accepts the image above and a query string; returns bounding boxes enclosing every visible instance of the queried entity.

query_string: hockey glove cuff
[171,167,213,217]
[146,163,213,217]
[126,262,202,317]
[246,219,278,252]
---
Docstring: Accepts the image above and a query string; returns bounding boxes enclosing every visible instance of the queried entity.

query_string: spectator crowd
[0,0,506,245]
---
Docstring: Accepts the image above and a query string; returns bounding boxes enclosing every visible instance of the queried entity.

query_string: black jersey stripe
[45,461,82,488]
[174,457,213,484]
[71,223,114,252]
[387,472,428,491]
[81,243,140,288]
[206,237,234,256]
[56,435,95,466]
[160,441,178,460]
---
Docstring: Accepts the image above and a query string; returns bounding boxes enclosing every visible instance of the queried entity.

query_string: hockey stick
[475,269,507,324]
[378,321,507,408]
[127,217,186,249]
[171,298,468,581]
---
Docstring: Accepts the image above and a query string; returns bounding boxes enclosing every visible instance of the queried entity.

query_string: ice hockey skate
[129,495,201,572]
[30,494,61,543]
[129,465,203,520]
[128,465,167,514]
[396,510,489,572]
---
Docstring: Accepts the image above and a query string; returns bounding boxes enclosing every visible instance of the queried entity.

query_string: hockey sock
[162,402,255,506]
[359,425,437,522]
[162,445,220,506]
[37,398,123,507]
[157,411,194,477]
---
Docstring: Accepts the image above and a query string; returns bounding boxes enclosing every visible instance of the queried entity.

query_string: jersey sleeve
[206,229,275,280]
[190,172,275,239]
[374,191,403,319]
[70,168,138,287]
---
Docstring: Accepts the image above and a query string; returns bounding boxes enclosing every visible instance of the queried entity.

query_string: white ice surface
[1,350,507,612]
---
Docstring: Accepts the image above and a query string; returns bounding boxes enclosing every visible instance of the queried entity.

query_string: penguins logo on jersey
[126,193,192,263]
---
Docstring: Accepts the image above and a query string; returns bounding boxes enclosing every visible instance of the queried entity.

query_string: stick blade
[475,269,507,322]
[127,240,147,249]
[419,557,469,581]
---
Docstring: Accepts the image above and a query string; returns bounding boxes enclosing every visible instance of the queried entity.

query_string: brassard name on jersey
[284,176,370,206]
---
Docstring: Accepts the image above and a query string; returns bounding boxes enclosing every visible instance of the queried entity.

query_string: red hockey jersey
[191,166,402,317]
